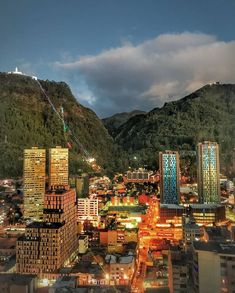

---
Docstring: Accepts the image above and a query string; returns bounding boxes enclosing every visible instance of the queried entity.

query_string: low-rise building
[105,254,135,285]
[78,235,89,254]
[100,228,138,253]
[183,219,202,245]
[49,276,76,293]
[0,273,37,293]
[190,204,225,225]
[203,226,231,242]
[77,198,99,223]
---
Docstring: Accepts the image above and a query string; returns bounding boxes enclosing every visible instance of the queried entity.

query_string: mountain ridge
[0,72,123,178]
[112,83,235,176]
[102,110,146,137]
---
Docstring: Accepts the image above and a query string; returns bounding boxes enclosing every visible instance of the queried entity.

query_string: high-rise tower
[16,188,78,277]
[49,146,69,189]
[197,141,220,203]
[159,151,180,204]
[23,147,46,220]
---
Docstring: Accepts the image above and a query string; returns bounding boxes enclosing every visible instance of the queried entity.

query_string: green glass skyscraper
[197,141,220,203]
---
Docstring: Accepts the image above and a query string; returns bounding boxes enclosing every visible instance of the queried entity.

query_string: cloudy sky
[1,0,235,117]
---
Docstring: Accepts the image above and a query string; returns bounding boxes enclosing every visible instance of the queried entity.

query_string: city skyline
[0,1,234,292]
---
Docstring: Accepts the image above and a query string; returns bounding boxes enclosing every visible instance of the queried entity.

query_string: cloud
[55,32,235,117]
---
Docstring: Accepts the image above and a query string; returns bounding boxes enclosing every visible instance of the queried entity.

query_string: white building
[77,198,99,221]
[192,241,235,293]
[7,67,37,80]
[8,67,23,75]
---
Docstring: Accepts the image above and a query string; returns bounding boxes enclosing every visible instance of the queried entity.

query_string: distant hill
[102,110,146,136]
[0,73,124,178]
[1,74,234,179]
[113,84,235,176]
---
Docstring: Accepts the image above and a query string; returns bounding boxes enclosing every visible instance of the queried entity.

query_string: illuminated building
[192,241,235,293]
[111,196,136,206]
[159,204,183,224]
[77,198,99,222]
[159,151,180,204]
[78,235,89,254]
[16,188,78,278]
[190,204,225,225]
[155,225,183,241]
[23,147,46,220]
[197,141,220,203]
[183,218,202,244]
[125,169,159,183]
[99,229,137,253]
[107,230,124,253]
[159,204,225,226]
[105,254,135,285]
[105,204,143,229]
[49,146,68,189]
[126,169,152,182]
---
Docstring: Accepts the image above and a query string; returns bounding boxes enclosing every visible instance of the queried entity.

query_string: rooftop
[54,285,131,293]
[27,221,64,229]
[193,241,235,255]
[204,226,230,239]
[160,204,184,210]
[190,204,223,209]
[79,235,88,240]
[184,222,200,229]
[105,254,134,264]
[108,205,146,213]
[71,261,103,275]
[0,237,17,249]
[0,273,36,285]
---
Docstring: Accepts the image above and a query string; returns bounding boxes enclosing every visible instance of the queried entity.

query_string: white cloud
[55,32,235,117]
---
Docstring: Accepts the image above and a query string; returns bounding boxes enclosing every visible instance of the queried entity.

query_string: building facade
[16,188,78,278]
[105,254,135,285]
[168,250,189,293]
[77,198,99,222]
[49,147,69,190]
[159,151,180,204]
[78,235,89,254]
[192,241,235,293]
[23,147,46,220]
[197,141,220,203]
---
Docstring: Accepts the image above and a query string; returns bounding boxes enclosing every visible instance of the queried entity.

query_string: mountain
[0,73,124,178]
[102,110,146,137]
[113,84,235,176]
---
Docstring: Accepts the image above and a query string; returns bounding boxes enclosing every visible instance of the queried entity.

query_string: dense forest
[0,73,234,179]
[111,84,235,177]
[0,73,126,178]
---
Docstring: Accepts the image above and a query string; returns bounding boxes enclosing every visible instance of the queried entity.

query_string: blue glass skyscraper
[159,151,180,204]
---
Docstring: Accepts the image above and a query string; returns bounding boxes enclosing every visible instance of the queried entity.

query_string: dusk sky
[1,0,235,117]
